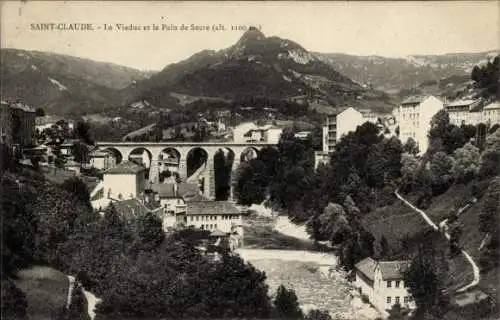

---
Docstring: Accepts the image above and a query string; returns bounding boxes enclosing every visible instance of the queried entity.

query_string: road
[394,190,480,293]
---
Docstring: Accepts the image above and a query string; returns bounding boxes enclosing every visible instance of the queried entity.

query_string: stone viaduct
[96,141,278,200]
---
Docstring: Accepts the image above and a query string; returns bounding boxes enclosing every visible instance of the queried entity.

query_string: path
[66,275,101,320]
[394,190,480,293]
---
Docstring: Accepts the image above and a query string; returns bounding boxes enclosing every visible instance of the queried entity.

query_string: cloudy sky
[1,1,498,70]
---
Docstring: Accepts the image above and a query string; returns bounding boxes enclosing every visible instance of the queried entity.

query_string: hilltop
[1,49,151,115]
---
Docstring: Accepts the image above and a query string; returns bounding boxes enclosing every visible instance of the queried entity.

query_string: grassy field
[13,266,69,320]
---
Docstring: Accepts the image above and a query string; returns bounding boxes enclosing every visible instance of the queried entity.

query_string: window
[200,216,204,221]
[387,297,391,304]
[396,297,400,304]
[214,224,217,229]
[190,216,193,221]
[196,216,199,221]
[387,281,392,288]
[395,281,400,288]
[209,224,213,229]
[404,296,409,303]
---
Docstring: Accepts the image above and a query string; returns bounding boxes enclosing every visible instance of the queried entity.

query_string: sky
[1,1,498,71]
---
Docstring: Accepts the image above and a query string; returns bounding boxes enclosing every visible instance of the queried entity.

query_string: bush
[305,309,332,320]
[1,278,28,320]
[273,284,303,319]
[361,294,370,304]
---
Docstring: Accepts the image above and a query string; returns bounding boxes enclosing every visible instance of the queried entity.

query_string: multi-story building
[355,257,416,313]
[444,99,483,126]
[0,101,13,145]
[10,102,36,147]
[482,101,500,125]
[186,196,243,235]
[89,149,117,170]
[103,161,146,200]
[395,95,444,155]
[0,101,36,147]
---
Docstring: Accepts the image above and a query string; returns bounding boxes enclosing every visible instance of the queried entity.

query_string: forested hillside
[234,110,500,319]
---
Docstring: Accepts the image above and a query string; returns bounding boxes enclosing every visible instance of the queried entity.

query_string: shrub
[305,309,332,320]
[274,284,303,319]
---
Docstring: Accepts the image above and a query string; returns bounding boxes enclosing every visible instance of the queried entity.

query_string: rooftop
[377,260,410,280]
[445,99,479,107]
[150,182,200,198]
[483,101,500,110]
[187,200,241,216]
[355,257,377,281]
[401,95,429,105]
[104,161,145,175]
[355,257,410,281]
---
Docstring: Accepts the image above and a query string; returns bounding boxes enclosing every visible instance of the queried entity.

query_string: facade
[89,149,116,170]
[444,99,483,126]
[0,101,13,145]
[186,197,243,235]
[483,101,500,125]
[103,161,146,200]
[323,107,365,153]
[314,151,330,170]
[396,95,444,155]
[1,101,36,147]
[354,257,416,313]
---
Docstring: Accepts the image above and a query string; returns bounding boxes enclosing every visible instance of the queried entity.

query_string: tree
[134,212,165,252]
[387,303,409,320]
[273,285,303,319]
[479,128,500,177]
[429,152,455,194]
[452,142,480,182]
[35,107,45,117]
[317,203,352,244]
[404,239,448,317]
[478,177,500,234]
[403,137,419,155]
[73,142,90,164]
[75,121,94,145]
[1,278,28,320]
[400,153,420,190]
[233,160,268,206]
[377,235,390,260]
[305,309,332,320]
[60,177,92,209]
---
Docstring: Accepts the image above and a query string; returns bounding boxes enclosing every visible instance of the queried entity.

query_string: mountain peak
[239,28,265,42]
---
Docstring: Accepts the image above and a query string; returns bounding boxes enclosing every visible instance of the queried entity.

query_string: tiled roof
[483,101,500,110]
[104,161,145,174]
[151,182,200,198]
[112,199,150,221]
[401,95,428,105]
[378,260,410,280]
[187,200,241,216]
[90,149,111,157]
[355,257,377,281]
[445,99,478,107]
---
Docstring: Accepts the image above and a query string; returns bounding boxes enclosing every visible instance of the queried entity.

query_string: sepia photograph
[0,1,499,319]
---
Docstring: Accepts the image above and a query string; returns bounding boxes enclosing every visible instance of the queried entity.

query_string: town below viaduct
[96,141,278,200]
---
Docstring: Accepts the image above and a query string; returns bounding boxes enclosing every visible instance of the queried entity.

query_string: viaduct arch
[96,141,278,200]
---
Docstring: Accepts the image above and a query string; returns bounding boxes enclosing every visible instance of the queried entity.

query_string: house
[186,197,243,235]
[89,149,116,170]
[395,95,444,155]
[314,151,330,170]
[444,99,483,126]
[103,161,146,200]
[354,257,416,313]
[149,182,201,230]
[243,124,283,143]
[59,139,80,157]
[482,101,500,125]
[322,106,365,153]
